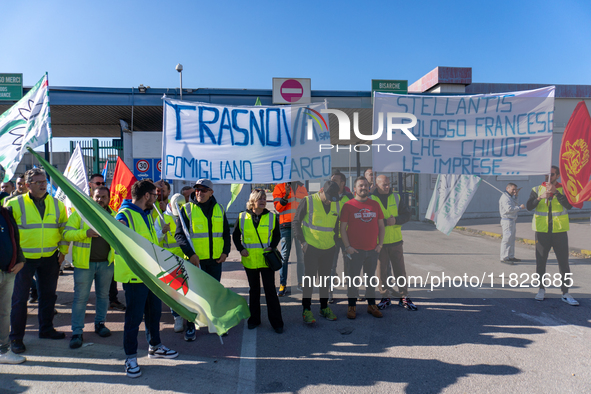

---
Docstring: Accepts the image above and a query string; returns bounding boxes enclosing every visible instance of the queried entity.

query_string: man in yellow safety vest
[526,165,578,306]
[7,168,69,354]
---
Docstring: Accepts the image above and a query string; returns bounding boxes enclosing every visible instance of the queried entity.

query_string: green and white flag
[28,148,249,335]
[0,74,52,182]
[55,143,89,209]
[426,174,481,235]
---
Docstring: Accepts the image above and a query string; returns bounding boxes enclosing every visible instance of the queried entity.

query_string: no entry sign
[272,78,311,104]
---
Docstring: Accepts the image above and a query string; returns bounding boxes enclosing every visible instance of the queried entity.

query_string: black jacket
[175,194,231,260]
[0,206,26,272]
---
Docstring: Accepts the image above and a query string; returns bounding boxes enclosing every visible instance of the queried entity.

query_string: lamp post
[175,63,183,100]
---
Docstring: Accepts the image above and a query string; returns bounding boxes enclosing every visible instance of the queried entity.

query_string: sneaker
[357,296,366,302]
[277,285,286,297]
[399,296,418,311]
[94,323,111,338]
[561,293,579,306]
[535,288,545,301]
[367,304,383,318]
[69,334,83,349]
[173,316,185,333]
[302,309,316,324]
[320,307,337,321]
[109,300,126,311]
[125,357,142,378]
[509,257,522,262]
[377,298,391,310]
[184,326,196,342]
[148,344,179,359]
[10,339,26,354]
[39,329,66,339]
[500,258,514,265]
[328,296,335,304]
[296,283,303,292]
[347,306,356,319]
[0,350,26,364]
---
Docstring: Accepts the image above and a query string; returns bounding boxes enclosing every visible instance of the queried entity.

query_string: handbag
[254,219,283,271]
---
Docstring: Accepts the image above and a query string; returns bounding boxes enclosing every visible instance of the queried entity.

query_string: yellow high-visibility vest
[302,194,339,250]
[532,185,569,233]
[239,211,275,269]
[6,193,69,259]
[181,202,225,260]
[63,209,116,269]
[157,213,184,258]
[114,208,158,283]
[371,193,402,244]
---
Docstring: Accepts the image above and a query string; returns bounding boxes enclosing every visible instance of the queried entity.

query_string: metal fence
[70,139,123,182]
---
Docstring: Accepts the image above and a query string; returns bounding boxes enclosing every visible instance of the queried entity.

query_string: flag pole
[480,178,503,194]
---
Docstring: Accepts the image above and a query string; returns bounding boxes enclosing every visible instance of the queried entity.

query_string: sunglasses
[195,187,211,193]
[92,181,106,186]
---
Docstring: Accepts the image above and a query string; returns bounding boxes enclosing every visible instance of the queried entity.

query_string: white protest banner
[55,143,89,208]
[426,174,481,235]
[162,99,331,183]
[372,87,555,176]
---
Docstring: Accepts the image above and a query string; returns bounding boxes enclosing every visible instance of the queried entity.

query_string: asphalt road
[1,221,589,393]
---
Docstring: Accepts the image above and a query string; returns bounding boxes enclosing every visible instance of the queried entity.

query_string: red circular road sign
[156,160,162,172]
[280,79,304,103]
[136,159,150,173]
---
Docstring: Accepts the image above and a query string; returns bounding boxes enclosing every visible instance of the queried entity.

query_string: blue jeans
[71,262,114,335]
[10,252,60,340]
[123,282,162,358]
[279,227,304,286]
[347,249,378,306]
[0,271,16,353]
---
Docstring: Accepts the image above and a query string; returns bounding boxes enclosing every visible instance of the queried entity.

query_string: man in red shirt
[340,176,385,319]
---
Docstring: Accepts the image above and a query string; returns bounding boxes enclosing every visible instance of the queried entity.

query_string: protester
[7,168,69,354]
[87,172,127,312]
[292,181,340,323]
[364,168,376,193]
[273,181,307,296]
[64,187,116,349]
[175,179,230,341]
[526,166,578,305]
[0,165,26,364]
[340,176,385,319]
[1,180,15,196]
[371,175,416,311]
[116,180,178,378]
[233,189,283,333]
[13,175,27,197]
[328,171,354,303]
[499,183,525,264]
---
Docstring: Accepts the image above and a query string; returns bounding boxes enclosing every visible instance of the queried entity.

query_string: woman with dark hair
[232,189,284,333]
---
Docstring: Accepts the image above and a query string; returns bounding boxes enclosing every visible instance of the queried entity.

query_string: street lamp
[175,63,183,100]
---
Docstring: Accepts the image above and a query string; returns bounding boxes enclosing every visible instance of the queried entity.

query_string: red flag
[559,101,591,208]
[109,157,137,211]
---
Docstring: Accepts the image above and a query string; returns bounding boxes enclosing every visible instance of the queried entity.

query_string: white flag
[426,174,481,235]
[55,143,89,209]
[0,74,52,182]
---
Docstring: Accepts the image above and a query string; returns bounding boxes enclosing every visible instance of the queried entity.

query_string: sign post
[0,73,23,101]
[371,79,408,103]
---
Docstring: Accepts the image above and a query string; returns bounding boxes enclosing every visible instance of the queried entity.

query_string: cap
[322,180,340,202]
[194,179,213,189]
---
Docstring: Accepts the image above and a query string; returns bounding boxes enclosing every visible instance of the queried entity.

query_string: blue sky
[3,0,591,90]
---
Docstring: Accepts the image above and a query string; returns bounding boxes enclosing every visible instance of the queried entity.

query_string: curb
[453,226,591,258]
